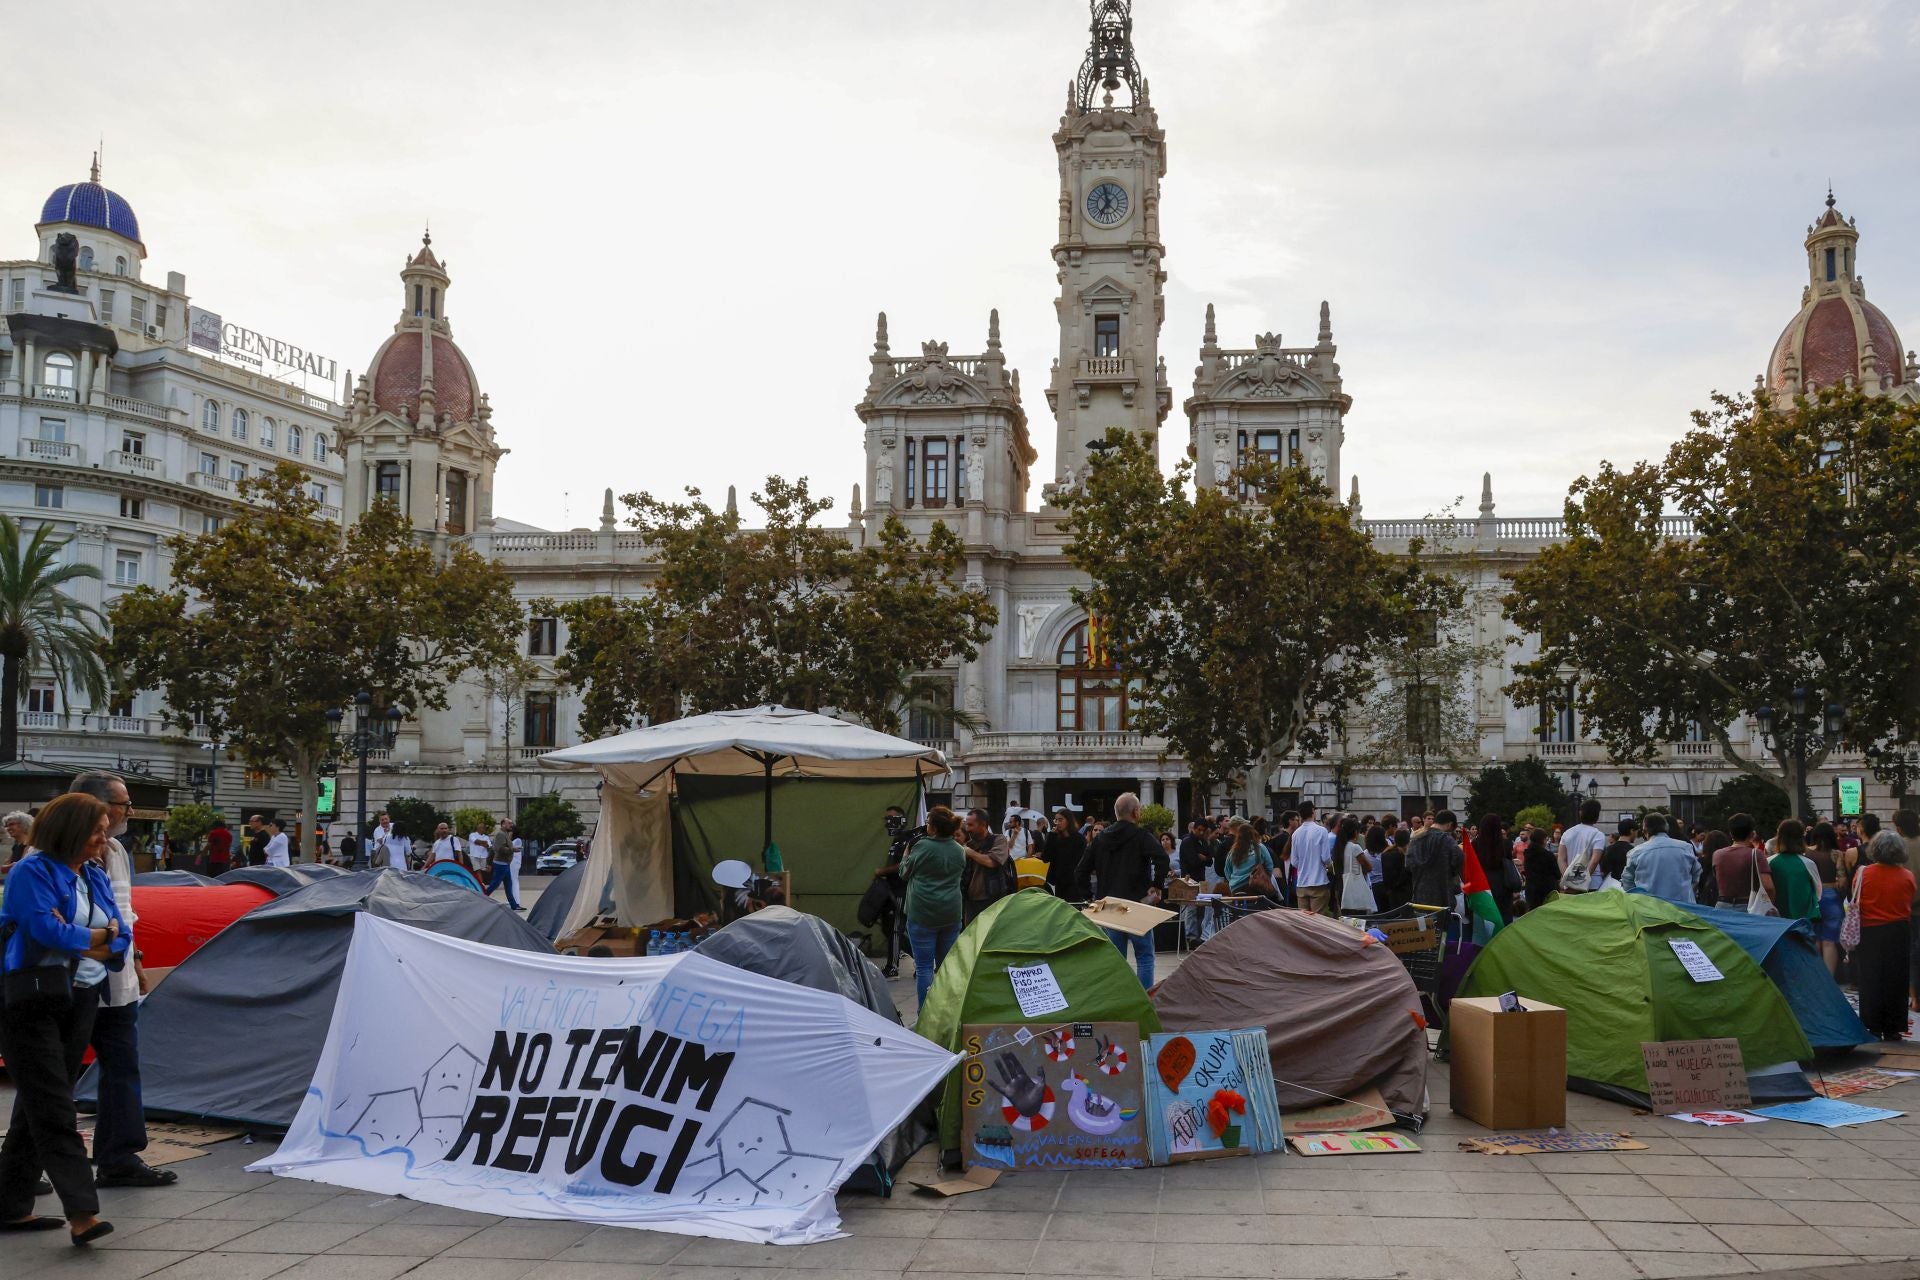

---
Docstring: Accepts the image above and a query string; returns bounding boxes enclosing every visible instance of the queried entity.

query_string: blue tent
[423,859,484,892]
[1684,903,1867,1052]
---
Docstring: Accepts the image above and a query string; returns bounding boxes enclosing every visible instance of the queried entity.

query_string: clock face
[1086,182,1129,226]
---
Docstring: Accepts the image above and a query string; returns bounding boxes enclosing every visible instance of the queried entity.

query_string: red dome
[371,330,477,421]
[1768,294,1906,395]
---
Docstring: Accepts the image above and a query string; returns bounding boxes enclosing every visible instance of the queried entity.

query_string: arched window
[203,399,220,432]
[313,432,328,462]
[42,352,76,390]
[231,408,248,441]
[287,424,303,456]
[1055,619,1133,731]
[114,256,127,276]
[78,246,94,271]
[259,416,275,450]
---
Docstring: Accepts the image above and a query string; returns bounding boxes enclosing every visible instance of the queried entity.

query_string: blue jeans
[484,861,521,908]
[907,920,961,1012]
[90,1000,146,1170]
[1106,926,1155,988]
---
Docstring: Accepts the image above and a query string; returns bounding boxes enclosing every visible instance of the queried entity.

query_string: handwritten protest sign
[1640,1038,1749,1112]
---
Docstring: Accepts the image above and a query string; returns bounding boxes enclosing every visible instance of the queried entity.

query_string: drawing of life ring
[1097,1044,1129,1076]
[1042,1032,1076,1063]
[1001,1085,1055,1131]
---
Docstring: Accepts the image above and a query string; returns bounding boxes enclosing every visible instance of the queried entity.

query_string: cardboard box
[1449,995,1567,1130]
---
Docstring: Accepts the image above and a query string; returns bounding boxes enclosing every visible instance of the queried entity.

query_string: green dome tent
[914,890,1162,1151]
[1457,892,1814,1106]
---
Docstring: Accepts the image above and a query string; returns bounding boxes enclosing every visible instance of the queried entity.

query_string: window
[445,468,468,534]
[905,438,917,504]
[1254,430,1283,467]
[119,496,144,520]
[1826,248,1837,282]
[34,484,63,509]
[38,418,67,443]
[78,246,94,271]
[231,407,248,441]
[26,684,56,715]
[313,433,328,462]
[130,296,146,326]
[108,695,134,719]
[1055,619,1131,731]
[113,550,142,586]
[1537,687,1577,743]
[201,514,225,534]
[229,460,248,482]
[202,399,220,432]
[524,692,557,748]
[528,617,558,656]
[287,424,303,456]
[921,437,950,507]
[187,764,211,787]
[9,279,23,308]
[413,284,424,317]
[42,352,76,389]
[120,429,145,454]
[259,416,275,450]
[1093,314,1121,358]
[155,303,167,331]
[311,482,327,504]
[98,288,114,324]
[114,256,127,276]
[906,677,954,742]
[955,436,969,502]
[429,287,439,319]
[374,462,402,503]
[200,452,219,475]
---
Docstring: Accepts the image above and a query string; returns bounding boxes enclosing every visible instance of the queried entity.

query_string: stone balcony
[963,730,1162,764]
[188,470,234,495]
[105,448,159,477]
[17,437,82,464]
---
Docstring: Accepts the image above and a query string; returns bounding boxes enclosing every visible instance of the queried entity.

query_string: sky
[17,0,1920,529]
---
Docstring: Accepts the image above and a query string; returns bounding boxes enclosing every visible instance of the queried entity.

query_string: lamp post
[1569,770,1582,826]
[326,693,403,868]
[1754,686,1846,820]
[201,740,222,814]
[1866,744,1920,805]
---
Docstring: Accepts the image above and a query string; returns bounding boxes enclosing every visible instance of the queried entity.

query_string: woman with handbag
[1331,816,1375,915]
[0,792,128,1245]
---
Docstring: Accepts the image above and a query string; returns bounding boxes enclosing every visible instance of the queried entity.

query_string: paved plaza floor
[9,912,1920,1280]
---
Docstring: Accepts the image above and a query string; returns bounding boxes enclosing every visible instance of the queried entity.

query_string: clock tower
[1045,0,1171,492]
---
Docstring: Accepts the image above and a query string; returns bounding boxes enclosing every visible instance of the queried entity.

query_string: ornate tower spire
[1076,0,1144,109]
[1202,302,1218,352]
[1318,300,1333,345]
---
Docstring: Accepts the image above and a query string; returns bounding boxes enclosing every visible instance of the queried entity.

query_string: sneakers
[95,1161,178,1188]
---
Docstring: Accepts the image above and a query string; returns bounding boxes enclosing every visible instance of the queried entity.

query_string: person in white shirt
[1290,802,1336,915]
[368,813,403,871]
[1557,799,1609,888]
[429,822,463,867]
[499,817,525,906]
[468,823,494,875]
[263,818,291,867]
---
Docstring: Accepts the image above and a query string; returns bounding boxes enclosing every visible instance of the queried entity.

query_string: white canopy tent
[541,706,949,938]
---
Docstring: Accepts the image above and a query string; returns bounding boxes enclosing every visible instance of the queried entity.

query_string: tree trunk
[1243,748,1276,820]
[0,649,17,764]
[290,745,319,865]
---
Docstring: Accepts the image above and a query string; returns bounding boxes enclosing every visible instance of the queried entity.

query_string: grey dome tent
[133,870,220,887]
[218,863,348,896]
[694,905,925,1193]
[80,870,552,1127]
[530,858,607,943]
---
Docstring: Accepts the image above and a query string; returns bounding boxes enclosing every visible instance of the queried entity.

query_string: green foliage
[1700,773,1793,836]
[1137,802,1176,837]
[450,806,495,837]
[1465,757,1572,823]
[1514,803,1558,832]
[107,466,521,849]
[1060,430,1422,806]
[0,514,110,761]
[164,802,220,849]
[1505,388,1920,808]
[384,796,449,840]
[541,476,996,737]
[516,793,585,845]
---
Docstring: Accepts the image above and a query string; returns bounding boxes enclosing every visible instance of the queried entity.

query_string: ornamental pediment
[878,342,990,407]
[1217,353,1325,400]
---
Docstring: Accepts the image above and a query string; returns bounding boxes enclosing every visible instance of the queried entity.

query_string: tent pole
[763,756,775,868]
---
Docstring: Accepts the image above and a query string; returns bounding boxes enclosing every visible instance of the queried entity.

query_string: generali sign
[188,306,337,383]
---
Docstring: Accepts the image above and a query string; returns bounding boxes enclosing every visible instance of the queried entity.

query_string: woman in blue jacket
[0,792,130,1245]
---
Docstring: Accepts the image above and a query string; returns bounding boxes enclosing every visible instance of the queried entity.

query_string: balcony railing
[965,730,1153,756]
[102,393,170,423]
[1080,356,1132,378]
[909,737,958,760]
[516,746,557,761]
[188,470,234,494]
[29,384,77,404]
[105,449,158,476]
[18,438,81,464]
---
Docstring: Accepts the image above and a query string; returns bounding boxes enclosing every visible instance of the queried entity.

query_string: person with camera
[0,792,130,1246]
[860,806,917,978]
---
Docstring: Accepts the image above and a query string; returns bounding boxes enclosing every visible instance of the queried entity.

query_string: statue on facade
[49,233,81,293]
[967,444,986,503]
[874,458,894,506]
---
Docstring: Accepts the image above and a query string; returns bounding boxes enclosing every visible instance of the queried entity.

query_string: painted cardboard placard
[1281,1086,1394,1135]
[1142,1029,1284,1164]
[1751,1098,1905,1128]
[1286,1130,1420,1156]
[1667,938,1724,983]
[1459,1130,1649,1155]
[960,1022,1148,1170]
[1669,1111,1769,1126]
[1374,916,1439,956]
[1813,1068,1908,1100]
[1082,897,1176,937]
[1006,963,1069,1019]
[1640,1038,1749,1113]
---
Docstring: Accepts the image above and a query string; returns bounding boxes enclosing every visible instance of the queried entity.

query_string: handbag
[1745,849,1777,917]
[1341,849,1378,915]
[0,919,76,1014]
[1559,832,1594,893]
[1840,874,1864,953]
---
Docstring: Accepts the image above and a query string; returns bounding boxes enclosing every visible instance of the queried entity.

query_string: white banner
[251,915,957,1244]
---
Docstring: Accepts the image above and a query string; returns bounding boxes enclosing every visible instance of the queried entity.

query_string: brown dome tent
[1151,910,1430,1126]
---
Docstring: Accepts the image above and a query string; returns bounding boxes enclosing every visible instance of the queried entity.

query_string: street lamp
[1866,743,1920,804]
[1754,685,1846,819]
[201,740,222,814]
[327,693,403,868]
[1569,770,1582,824]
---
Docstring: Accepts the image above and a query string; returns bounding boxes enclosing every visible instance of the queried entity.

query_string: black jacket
[1042,829,1086,898]
[1078,820,1168,903]
[1176,834,1213,882]
[1406,829,1463,909]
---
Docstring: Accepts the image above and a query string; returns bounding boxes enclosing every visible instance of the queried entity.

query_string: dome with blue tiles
[38,157,141,246]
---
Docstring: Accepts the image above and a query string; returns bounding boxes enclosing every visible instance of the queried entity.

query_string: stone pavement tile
[1624,1251,1757,1277]
[1578,1196,1696,1224]
[220,1222,376,1254]
[1598,1222,1724,1253]
[1387,1246,1520,1280]
[1155,1215,1285,1245]
[1508,1249,1643,1280]
[1497,1221,1613,1252]
[13,1250,197,1280]
[929,1211,1052,1240]
[389,1261,540,1280]
[1887,1202,1920,1227]
[640,1269,802,1280]
[1260,1188,1366,1215]
[1240,1214,1375,1246]
[1710,1156,1821,1179]
[1843,1180,1920,1203]
[1797,1156,1910,1179]
[442,1221,598,1259]
[510,1266,695,1280]
[1787,1201,1915,1229]
[1644,1175,1758,1199]
[942,1183,1065,1213]
[392,1202,503,1227]
[1355,1217,1499,1248]
[145,1253,306,1280]
[837,1209,943,1239]
[1451,1171,1558,1194]
[188,1191,343,1221]
[325,1223,484,1255]
[1813,1225,1920,1254]
[907,1237,1038,1272]
[1475,1193,1587,1221]
[1630,1156,1727,1177]
[1151,1242,1394,1278]
[1030,1238,1156,1277]
[1743,1255,1872,1271]
[1529,1155,1632,1174]
[1067,1169,1162,1190]
[1706,1223,1850,1255]
[98,1217,262,1252]
[283,1195,414,1225]
[1745,1179,1863,1202]
[1158,1188,1264,1215]
[272,1258,427,1280]
[1546,1173,1659,1198]
[99,1188,250,1217]
[780,1235,928,1270]
[1674,1199,1782,1225]
[1056,1186,1156,1215]
[545,1224,694,1262]
[1290,1167,1456,1192]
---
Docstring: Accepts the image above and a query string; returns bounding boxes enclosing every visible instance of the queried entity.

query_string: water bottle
[645,930,661,957]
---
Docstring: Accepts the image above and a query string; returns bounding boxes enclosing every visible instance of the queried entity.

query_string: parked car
[535,840,582,874]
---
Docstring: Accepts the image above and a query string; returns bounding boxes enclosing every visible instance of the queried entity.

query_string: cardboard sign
[911,1167,1001,1197]
[1006,963,1069,1019]
[1287,1131,1420,1156]
[1142,1029,1285,1164]
[1083,897,1176,936]
[1751,1098,1904,1128]
[1667,938,1724,983]
[1670,1111,1769,1126]
[1813,1068,1908,1100]
[960,1022,1148,1171]
[1459,1131,1649,1155]
[1640,1038,1749,1112]
[1282,1086,1394,1135]
[1374,916,1439,956]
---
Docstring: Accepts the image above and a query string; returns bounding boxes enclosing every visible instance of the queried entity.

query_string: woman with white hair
[1853,830,1917,1042]
[1,811,32,882]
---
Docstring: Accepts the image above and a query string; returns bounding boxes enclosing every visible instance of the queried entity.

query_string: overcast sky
[20,1,1920,528]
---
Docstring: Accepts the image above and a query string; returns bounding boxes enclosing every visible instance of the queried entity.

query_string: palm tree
[0,514,109,762]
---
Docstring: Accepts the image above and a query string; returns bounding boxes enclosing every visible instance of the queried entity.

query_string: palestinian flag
[1457,830,1505,945]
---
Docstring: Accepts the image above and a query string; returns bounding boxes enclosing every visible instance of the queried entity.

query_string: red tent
[131,884,273,970]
